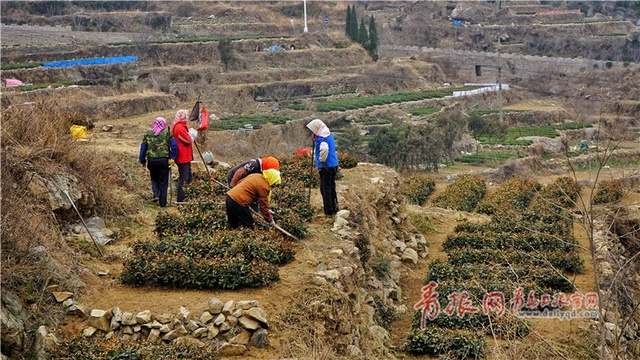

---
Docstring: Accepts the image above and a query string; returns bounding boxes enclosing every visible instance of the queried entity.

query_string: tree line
[338,114,506,172]
[345,4,378,60]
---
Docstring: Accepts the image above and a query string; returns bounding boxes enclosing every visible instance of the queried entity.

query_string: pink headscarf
[173,109,189,126]
[152,117,166,135]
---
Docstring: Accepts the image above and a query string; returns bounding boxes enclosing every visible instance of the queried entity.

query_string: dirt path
[63,115,638,358]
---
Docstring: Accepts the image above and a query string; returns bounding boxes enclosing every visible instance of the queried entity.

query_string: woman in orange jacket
[225,169,281,229]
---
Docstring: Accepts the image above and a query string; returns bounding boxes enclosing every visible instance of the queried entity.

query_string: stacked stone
[76,297,269,354]
[309,164,429,350]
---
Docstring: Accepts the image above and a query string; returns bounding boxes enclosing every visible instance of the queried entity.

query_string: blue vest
[314,134,339,168]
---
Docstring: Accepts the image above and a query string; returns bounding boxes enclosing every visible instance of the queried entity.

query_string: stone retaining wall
[42,289,270,357]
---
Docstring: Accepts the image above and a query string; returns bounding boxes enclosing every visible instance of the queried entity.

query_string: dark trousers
[319,166,339,215]
[176,163,192,202]
[226,195,254,229]
[147,158,169,207]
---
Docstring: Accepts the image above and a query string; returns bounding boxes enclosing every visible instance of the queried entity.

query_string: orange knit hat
[261,156,280,171]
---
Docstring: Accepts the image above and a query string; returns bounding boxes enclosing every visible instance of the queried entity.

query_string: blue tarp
[266,45,285,52]
[43,56,138,68]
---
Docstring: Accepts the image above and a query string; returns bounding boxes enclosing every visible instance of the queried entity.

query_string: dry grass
[1,98,141,358]
[207,120,311,164]
[276,278,387,360]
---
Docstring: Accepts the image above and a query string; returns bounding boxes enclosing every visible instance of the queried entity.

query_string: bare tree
[535,108,640,359]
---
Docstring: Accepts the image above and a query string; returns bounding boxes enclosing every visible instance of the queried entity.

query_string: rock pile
[46,287,270,356]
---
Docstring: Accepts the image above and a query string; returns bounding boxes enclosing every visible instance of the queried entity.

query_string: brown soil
[3,3,638,358]
[61,108,640,359]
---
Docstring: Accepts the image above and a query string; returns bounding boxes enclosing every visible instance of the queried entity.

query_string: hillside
[1,1,639,359]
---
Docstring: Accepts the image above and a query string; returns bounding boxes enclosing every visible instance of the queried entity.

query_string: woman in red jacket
[172,109,194,202]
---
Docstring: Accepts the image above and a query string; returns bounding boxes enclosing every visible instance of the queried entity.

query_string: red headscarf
[261,156,280,171]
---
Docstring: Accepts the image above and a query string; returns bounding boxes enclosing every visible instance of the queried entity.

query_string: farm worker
[579,139,588,150]
[138,117,177,207]
[306,119,339,216]
[172,109,196,202]
[227,156,280,187]
[226,156,280,213]
[295,147,312,157]
[225,169,281,230]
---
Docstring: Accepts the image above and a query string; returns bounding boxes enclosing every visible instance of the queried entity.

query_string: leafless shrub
[356,60,424,94]
[1,98,139,356]
[495,156,540,182]
[207,121,309,164]
[529,143,546,158]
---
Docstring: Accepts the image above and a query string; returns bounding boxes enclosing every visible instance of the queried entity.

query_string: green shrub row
[455,150,525,164]
[280,155,319,190]
[351,117,392,125]
[403,326,487,358]
[536,176,582,208]
[121,253,279,289]
[155,207,227,238]
[442,230,578,253]
[131,230,295,266]
[316,86,478,112]
[430,260,574,294]
[1,61,44,70]
[408,301,531,338]
[453,207,573,237]
[408,106,441,116]
[46,337,216,359]
[478,122,591,145]
[444,248,584,274]
[212,114,294,131]
[179,159,314,238]
[406,173,585,357]
[121,156,317,291]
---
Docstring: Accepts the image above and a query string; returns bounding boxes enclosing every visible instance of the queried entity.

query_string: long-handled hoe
[61,188,104,257]
[209,177,300,242]
[192,141,300,242]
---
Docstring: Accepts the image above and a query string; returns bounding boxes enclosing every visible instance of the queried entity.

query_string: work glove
[268,220,276,227]
[168,159,175,166]
[140,162,146,169]
[188,128,198,142]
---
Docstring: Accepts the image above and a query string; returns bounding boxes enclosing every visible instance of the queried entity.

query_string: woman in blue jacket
[306,119,339,216]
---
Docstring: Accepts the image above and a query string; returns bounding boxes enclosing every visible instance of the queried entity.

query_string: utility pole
[497,36,503,123]
[303,0,308,33]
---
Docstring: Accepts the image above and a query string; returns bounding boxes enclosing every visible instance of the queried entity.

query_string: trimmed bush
[476,177,540,215]
[538,176,581,208]
[337,151,358,169]
[404,326,487,358]
[124,156,316,290]
[402,174,436,206]
[593,179,624,204]
[432,174,486,211]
